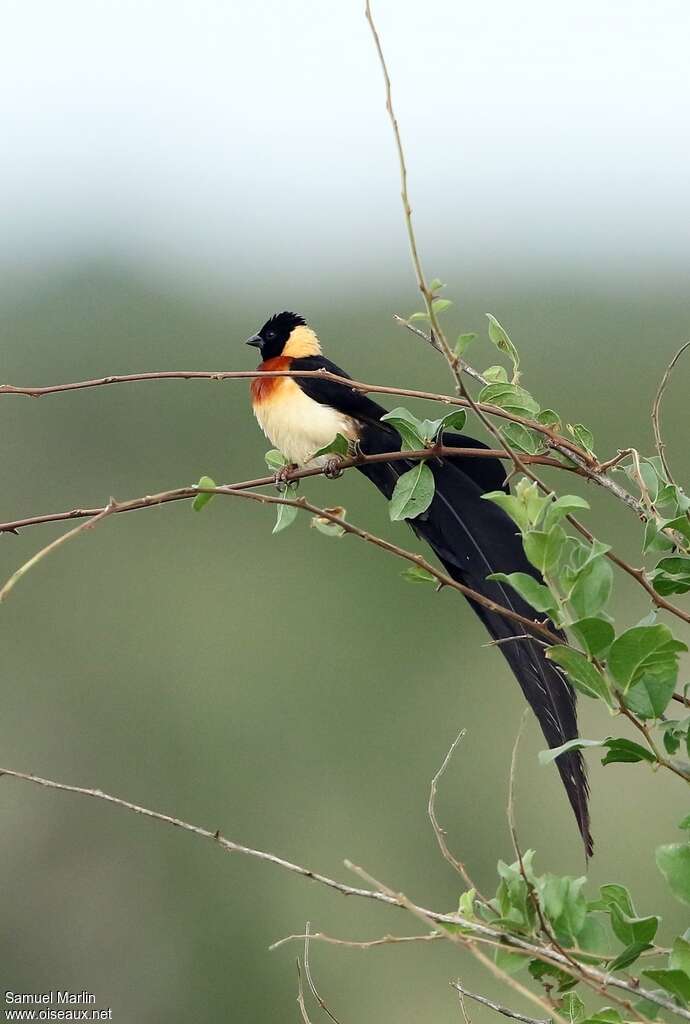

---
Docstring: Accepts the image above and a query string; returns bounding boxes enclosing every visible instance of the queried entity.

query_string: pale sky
[2,0,690,290]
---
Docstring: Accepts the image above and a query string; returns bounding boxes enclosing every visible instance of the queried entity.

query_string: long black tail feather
[357,422,593,857]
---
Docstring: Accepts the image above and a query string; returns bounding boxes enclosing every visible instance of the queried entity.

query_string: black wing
[290,355,395,428]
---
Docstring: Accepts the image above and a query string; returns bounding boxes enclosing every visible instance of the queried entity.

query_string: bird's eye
[266,330,276,341]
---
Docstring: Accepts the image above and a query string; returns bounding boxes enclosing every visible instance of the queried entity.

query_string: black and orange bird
[247,311,593,856]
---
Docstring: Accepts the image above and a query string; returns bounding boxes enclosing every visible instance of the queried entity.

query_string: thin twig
[652,340,690,487]
[270,931,441,952]
[345,859,569,1024]
[0,767,685,1020]
[303,924,343,1024]
[428,731,486,901]
[451,982,550,1024]
[297,961,313,1024]
[0,447,579,536]
[0,498,117,602]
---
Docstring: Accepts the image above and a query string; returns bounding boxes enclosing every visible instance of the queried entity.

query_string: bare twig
[0,498,117,602]
[1,767,685,1020]
[428,731,486,901]
[270,931,441,953]
[303,924,343,1024]
[345,859,569,1024]
[451,981,550,1024]
[297,961,314,1024]
[652,340,690,487]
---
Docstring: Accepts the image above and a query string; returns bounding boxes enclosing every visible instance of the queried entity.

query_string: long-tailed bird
[246,311,592,856]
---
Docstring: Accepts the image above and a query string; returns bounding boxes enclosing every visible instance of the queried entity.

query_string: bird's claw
[274,463,297,492]
[323,456,344,479]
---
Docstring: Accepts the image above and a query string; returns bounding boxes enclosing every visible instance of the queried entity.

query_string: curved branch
[652,340,690,487]
[1,767,686,1021]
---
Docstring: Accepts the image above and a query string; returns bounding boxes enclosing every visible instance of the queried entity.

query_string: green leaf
[581,1011,623,1024]
[408,310,429,322]
[537,408,562,431]
[455,332,477,357]
[272,483,299,534]
[523,526,567,576]
[567,423,596,456]
[458,888,476,917]
[421,409,467,443]
[486,313,520,381]
[528,959,578,992]
[381,407,427,450]
[192,476,217,512]
[516,479,550,524]
[312,433,350,458]
[609,942,653,972]
[609,904,659,945]
[663,515,690,545]
[482,491,530,533]
[657,843,690,906]
[542,494,591,532]
[482,365,509,384]
[608,624,686,693]
[539,738,606,766]
[429,277,445,292]
[551,876,588,941]
[432,298,453,314]
[389,463,435,521]
[487,572,557,613]
[264,449,287,470]
[501,422,547,455]
[546,646,614,706]
[570,618,615,659]
[400,565,437,584]
[560,992,586,1023]
[652,556,690,596]
[494,945,528,975]
[576,914,611,956]
[643,969,690,1004]
[601,738,656,766]
[671,937,690,975]
[644,520,676,554]
[624,674,678,720]
[593,883,633,918]
[569,558,614,619]
[538,736,654,766]
[478,382,539,418]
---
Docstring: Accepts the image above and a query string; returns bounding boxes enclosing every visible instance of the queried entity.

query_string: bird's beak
[246,334,263,349]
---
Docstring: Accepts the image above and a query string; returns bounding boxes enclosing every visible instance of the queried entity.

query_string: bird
[246,310,593,856]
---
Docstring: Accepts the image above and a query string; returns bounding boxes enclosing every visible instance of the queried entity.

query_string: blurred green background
[2,0,690,1020]
[1,271,689,1020]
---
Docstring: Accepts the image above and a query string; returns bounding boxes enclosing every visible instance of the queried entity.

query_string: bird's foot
[274,463,298,492]
[323,455,344,479]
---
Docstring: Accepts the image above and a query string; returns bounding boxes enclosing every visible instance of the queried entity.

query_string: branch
[428,730,487,901]
[0,476,566,641]
[451,981,550,1024]
[0,447,578,536]
[270,931,442,953]
[1,767,686,1020]
[652,340,690,487]
[302,924,343,1024]
[0,498,117,602]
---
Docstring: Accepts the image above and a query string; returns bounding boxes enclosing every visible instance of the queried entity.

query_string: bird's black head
[246,311,308,360]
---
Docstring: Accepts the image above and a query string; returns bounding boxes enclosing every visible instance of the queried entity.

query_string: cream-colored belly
[254,381,357,466]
